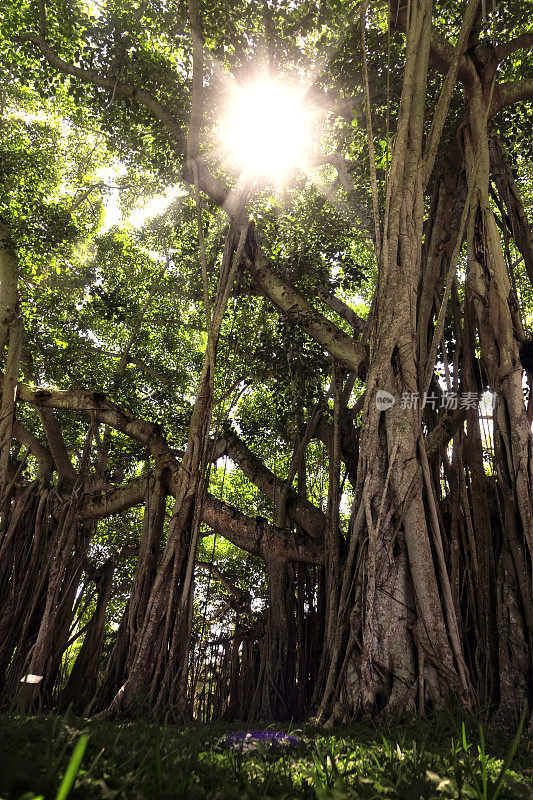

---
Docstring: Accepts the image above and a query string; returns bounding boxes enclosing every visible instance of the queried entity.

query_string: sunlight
[97,162,127,232]
[128,185,185,228]
[220,78,311,181]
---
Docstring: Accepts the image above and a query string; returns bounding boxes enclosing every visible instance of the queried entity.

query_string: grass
[0,710,531,800]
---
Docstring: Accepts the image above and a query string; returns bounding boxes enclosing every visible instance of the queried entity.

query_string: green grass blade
[54,733,89,800]
[479,723,487,798]
[462,722,468,752]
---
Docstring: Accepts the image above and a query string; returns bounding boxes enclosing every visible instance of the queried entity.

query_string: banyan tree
[0,0,532,728]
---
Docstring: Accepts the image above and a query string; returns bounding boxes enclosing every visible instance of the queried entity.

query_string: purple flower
[217,731,303,752]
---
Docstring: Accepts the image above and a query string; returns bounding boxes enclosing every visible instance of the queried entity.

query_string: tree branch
[82,475,149,519]
[202,495,324,565]
[422,0,480,187]
[495,33,533,62]
[316,288,366,336]
[81,475,323,564]
[16,384,177,473]
[244,252,367,373]
[16,383,328,548]
[20,34,184,142]
[19,32,230,206]
[37,408,76,482]
[391,3,477,83]
[12,421,53,481]
[490,79,533,116]
[215,429,327,539]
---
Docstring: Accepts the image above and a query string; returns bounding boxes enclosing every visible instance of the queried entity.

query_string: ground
[0,712,531,799]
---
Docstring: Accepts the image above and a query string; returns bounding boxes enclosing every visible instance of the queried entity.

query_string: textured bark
[26,512,95,704]
[37,409,76,484]
[315,0,475,724]
[455,55,532,721]
[0,222,23,501]
[95,404,205,719]
[252,558,297,720]
[0,483,56,701]
[244,253,366,373]
[202,495,324,564]
[16,385,178,476]
[489,136,533,288]
[0,222,19,354]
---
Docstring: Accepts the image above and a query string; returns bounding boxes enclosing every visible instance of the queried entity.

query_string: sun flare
[220,78,311,181]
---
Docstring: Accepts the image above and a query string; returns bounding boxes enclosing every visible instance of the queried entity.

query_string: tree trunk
[316,0,473,723]
[93,475,167,711]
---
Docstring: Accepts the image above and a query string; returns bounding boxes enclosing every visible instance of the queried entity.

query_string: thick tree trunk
[255,557,296,720]
[0,222,23,503]
[316,0,473,724]
[0,483,54,701]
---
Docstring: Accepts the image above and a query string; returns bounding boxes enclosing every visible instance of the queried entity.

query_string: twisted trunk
[94,476,167,711]
[316,0,474,724]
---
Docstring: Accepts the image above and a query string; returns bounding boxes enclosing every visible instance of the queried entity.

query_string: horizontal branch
[82,475,149,519]
[17,385,325,552]
[81,474,323,564]
[490,79,533,116]
[203,495,324,565]
[495,33,533,62]
[16,384,177,473]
